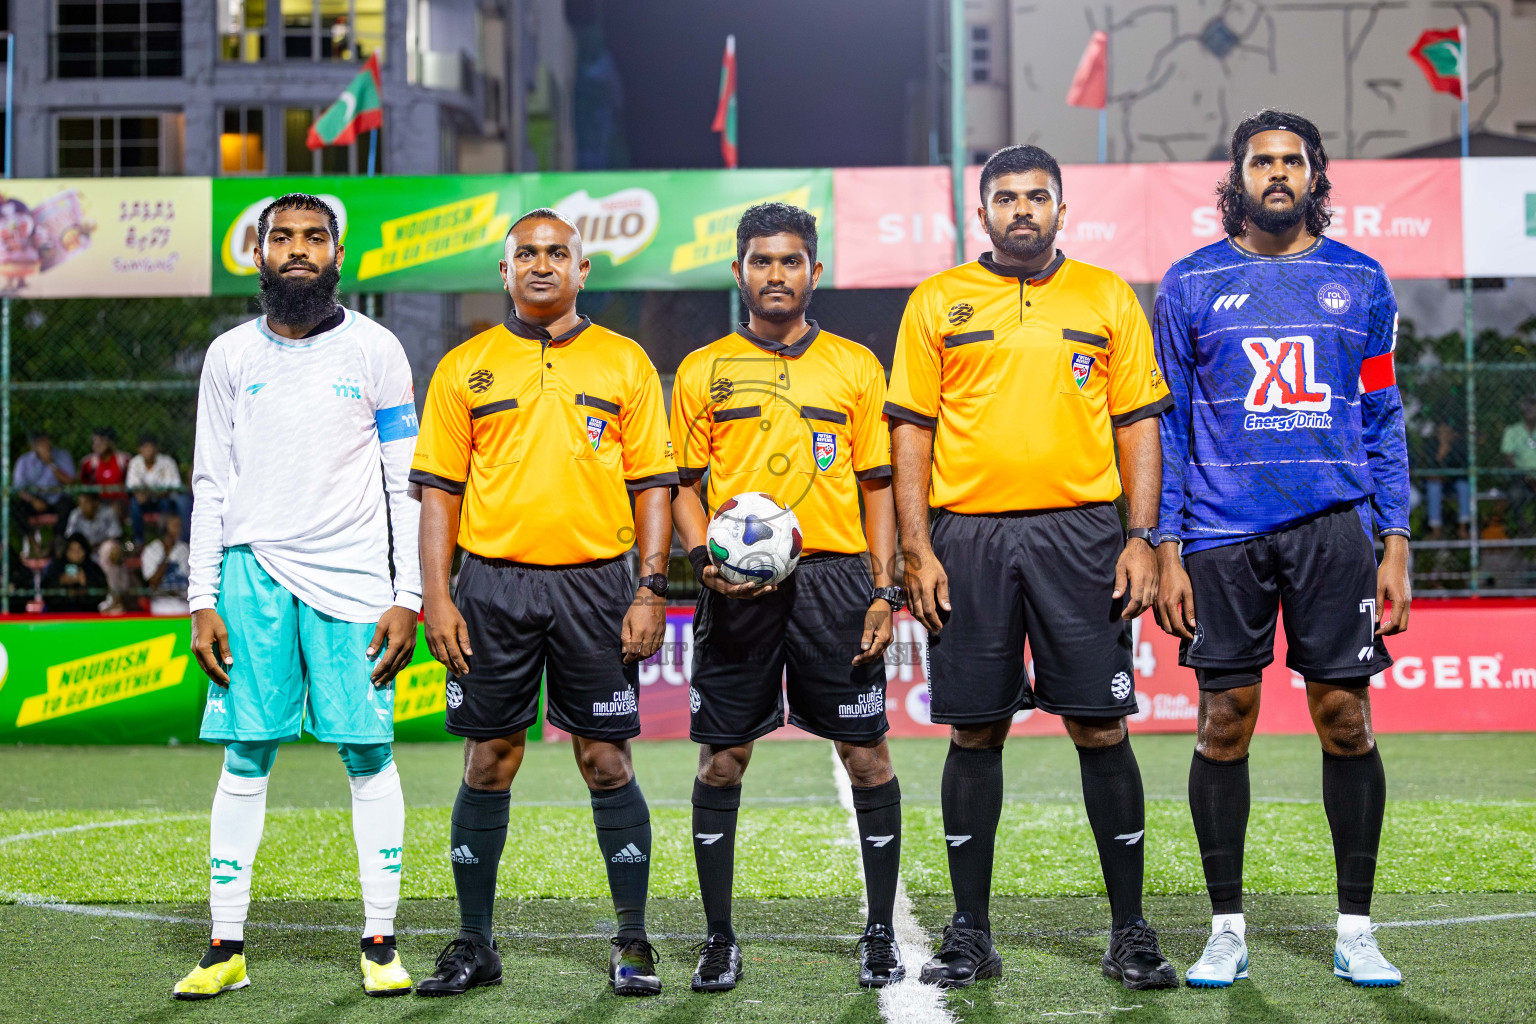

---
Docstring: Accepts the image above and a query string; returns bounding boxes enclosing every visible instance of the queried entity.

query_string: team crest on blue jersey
[813,430,837,471]
[1071,352,1095,390]
[586,416,607,451]
[1316,282,1351,314]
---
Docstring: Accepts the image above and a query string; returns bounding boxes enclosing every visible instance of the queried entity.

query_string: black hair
[735,202,818,265]
[28,429,49,442]
[978,145,1063,206]
[255,193,341,251]
[138,432,158,446]
[93,426,116,442]
[1218,110,1333,237]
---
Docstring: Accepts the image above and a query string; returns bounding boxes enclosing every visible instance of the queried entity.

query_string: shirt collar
[736,320,821,358]
[504,309,592,343]
[1223,234,1325,262]
[299,305,346,338]
[977,248,1067,284]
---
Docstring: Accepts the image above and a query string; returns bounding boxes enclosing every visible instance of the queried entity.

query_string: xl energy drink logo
[221,194,349,276]
[554,188,659,265]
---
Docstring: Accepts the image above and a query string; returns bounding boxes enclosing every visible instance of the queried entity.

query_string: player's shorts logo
[1110,671,1133,701]
[1071,352,1095,390]
[1316,283,1351,314]
[812,431,837,471]
[946,302,974,326]
[689,686,702,714]
[1189,621,1205,653]
[468,369,494,394]
[710,377,734,403]
[445,681,464,709]
[1242,335,1333,413]
[586,415,607,451]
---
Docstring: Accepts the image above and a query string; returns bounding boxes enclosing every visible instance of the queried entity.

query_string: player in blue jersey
[1152,111,1411,989]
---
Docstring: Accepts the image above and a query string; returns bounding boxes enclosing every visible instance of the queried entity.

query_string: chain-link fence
[3,287,1533,614]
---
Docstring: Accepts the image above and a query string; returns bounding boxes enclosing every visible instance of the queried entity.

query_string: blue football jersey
[1154,235,1410,553]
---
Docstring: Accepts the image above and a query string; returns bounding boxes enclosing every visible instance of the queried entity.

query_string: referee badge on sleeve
[586,415,607,451]
[813,431,837,472]
[1071,352,1095,390]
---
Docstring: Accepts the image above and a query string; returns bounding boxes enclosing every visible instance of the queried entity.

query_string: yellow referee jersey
[671,323,890,556]
[885,250,1170,514]
[410,313,677,564]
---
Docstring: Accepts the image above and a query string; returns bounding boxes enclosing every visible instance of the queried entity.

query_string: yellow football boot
[172,951,249,1000]
[361,944,413,997]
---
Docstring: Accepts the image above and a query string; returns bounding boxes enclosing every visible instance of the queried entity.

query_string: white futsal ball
[705,492,803,586]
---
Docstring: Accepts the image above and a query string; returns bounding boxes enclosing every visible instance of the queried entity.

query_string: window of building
[219,0,266,61]
[281,0,383,61]
[969,24,992,84]
[54,0,183,78]
[57,113,184,175]
[283,106,381,173]
[220,107,266,173]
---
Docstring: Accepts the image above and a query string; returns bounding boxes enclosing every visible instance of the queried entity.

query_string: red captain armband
[1360,352,1396,393]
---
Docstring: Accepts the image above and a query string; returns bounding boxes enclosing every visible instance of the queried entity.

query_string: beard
[1243,184,1312,235]
[258,259,341,327]
[988,214,1058,262]
[740,282,814,324]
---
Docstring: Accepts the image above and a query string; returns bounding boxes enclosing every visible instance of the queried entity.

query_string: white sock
[1337,913,1372,937]
[209,769,269,943]
[350,761,405,938]
[1212,912,1246,938]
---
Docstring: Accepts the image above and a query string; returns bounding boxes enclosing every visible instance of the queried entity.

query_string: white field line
[830,747,954,1024]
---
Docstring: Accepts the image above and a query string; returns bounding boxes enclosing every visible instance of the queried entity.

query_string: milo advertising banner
[211,169,832,295]
[0,618,468,745]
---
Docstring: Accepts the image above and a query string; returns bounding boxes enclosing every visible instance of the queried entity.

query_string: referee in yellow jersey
[410,210,677,998]
[886,146,1177,990]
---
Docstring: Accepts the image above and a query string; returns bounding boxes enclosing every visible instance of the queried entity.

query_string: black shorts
[927,504,1136,722]
[446,553,640,740]
[690,554,889,745]
[1180,503,1392,686]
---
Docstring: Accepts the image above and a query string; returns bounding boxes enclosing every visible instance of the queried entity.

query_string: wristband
[688,545,710,583]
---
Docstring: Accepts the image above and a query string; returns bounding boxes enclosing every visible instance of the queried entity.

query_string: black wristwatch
[1126,528,1156,545]
[871,585,904,611]
[638,573,669,597]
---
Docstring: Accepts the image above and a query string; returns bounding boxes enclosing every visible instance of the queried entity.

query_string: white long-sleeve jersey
[188,308,422,622]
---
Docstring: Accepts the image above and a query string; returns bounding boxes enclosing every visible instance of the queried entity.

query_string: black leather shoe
[1102,918,1177,990]
[917,915,1003,988]
[691,933,743,992]
[858,923,906,988]
[610,936,661,996]
[415,937,502,996]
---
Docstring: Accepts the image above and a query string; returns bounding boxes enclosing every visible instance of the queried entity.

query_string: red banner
[547,601,1536,742]
[831,159,1463,287]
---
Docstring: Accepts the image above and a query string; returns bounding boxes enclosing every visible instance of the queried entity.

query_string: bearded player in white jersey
[173,194,423,1000]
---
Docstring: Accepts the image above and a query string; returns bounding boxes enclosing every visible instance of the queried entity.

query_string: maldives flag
[308,52,383,150]
[1066,30,1108,108]
[1408,27,1465,99]
[711,35,738,168]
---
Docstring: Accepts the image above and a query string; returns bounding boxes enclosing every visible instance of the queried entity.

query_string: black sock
[361,934,397,964]
[200,939,244,967]
[852,777,902,930]
[1323,745,1386,915]
[1077,737,1146,929]
[450,782,509,943]
[941,743,1003,933]
[692,779,740,941]
[1189,750,1249,915]
[591,778,652,938]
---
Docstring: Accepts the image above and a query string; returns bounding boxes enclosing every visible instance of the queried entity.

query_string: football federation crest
[1317,282,1351,314]
[1071,352,1095,390]
[710,377,734,403]
[813,430,837,471]
[586,415,607,451]
[947,302,974,326]
[468,369,494,393]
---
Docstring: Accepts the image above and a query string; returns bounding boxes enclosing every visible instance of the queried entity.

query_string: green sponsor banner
[212,174,523,296]
[210,169,832,295]
[0,618,481,745]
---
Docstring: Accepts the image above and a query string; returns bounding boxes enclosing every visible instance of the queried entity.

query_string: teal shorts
[200,546,395,744]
